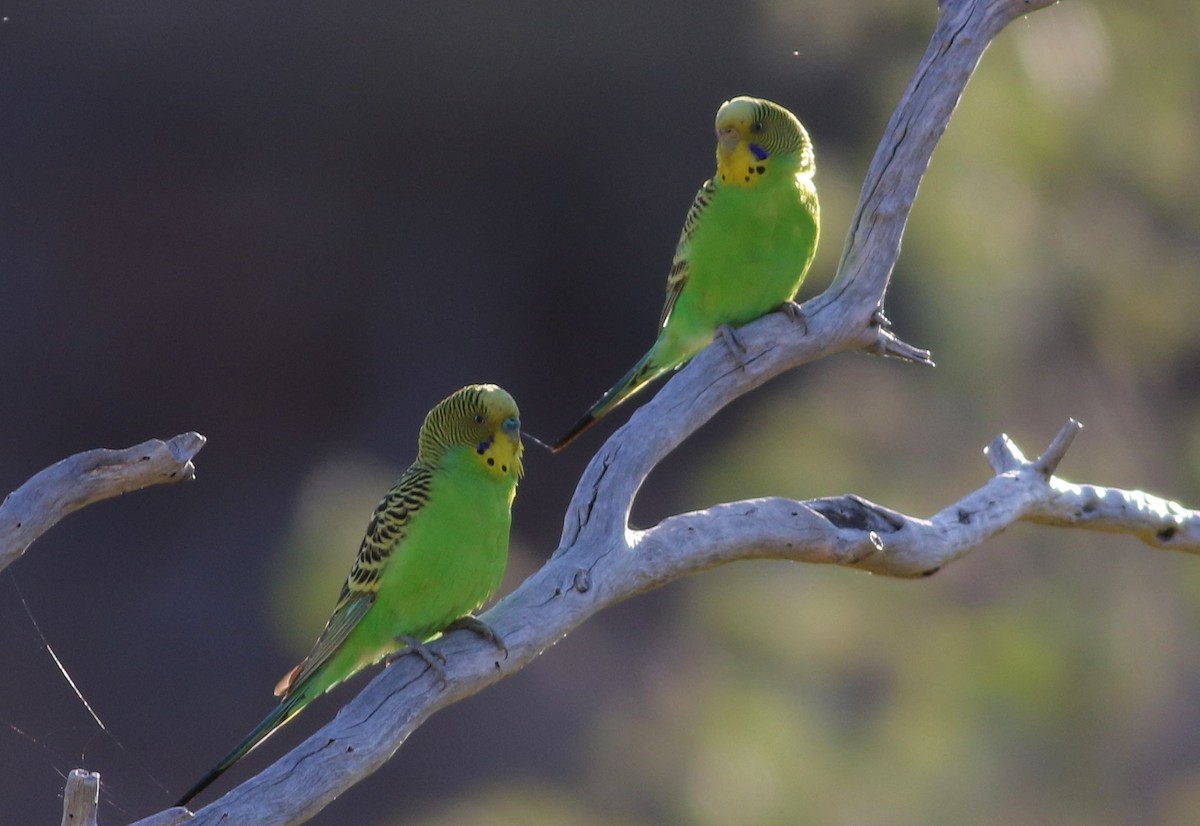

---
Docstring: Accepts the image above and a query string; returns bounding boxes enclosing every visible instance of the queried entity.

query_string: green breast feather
[552,95,819,451]
[175,383,523,808]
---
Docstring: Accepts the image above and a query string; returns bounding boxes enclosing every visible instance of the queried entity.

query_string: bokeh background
[3,0,1200,823]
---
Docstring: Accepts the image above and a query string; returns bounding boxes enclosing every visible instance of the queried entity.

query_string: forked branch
[26,0,1189,823]
[153,1,1190,824]
[165,425,1200,826]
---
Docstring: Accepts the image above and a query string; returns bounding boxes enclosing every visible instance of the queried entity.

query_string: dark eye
[474,414,485,424]
[750,121,764,133]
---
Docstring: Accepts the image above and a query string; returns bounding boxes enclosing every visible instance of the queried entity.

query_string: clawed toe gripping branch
[10,1,1199,824]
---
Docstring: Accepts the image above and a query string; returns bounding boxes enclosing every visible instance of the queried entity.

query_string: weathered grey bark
[129,415,1200,825]
[2,436,205,823]
[0,432,205,575]
[61,770,100,826]
[28,0,1194,822]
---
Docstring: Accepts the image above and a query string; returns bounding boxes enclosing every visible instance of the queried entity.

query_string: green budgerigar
[552,96,819,451]
[176,384,524,807]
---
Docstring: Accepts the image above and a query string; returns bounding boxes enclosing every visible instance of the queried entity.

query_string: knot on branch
[809,494,907,535]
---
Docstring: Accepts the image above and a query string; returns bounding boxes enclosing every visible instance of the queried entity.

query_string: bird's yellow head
[418,384,524,482]
[714,96,814,189]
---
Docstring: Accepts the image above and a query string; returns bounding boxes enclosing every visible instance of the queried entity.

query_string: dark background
[4,1,1200,824]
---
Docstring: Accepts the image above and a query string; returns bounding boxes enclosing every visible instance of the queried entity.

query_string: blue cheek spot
[749,143,769,161]
[476,440,491,455]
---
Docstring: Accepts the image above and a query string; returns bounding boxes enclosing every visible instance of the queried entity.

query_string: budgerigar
[176,384,524,807]
[552,96,819,451]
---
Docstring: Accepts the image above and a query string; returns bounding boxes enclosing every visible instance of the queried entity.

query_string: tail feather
[175,691,308,808]
[552,348,669,452]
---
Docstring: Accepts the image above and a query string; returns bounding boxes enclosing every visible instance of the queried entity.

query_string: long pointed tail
[175,691,308,808]
[552,348,669,452]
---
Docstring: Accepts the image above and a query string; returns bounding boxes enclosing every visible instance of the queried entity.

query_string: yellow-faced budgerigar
[176,384,523,807]
[553,96,819,451]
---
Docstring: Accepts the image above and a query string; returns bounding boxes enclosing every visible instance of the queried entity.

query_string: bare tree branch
[0,432,206,575]
[986,425,1200,550]
[31,0,1176,821]
[126,808,191,826]
[61,770,100,826]
[108,0,1180,823]
[169,417,1200,826]
[30,0,1184,818]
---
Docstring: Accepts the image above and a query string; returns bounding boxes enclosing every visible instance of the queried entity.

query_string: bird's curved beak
[501,415,522,446]
[717,125,740,153]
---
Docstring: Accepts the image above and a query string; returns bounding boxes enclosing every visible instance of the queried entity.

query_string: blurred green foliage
[401,2,1198,824]
[5,0,1199,822]
[262,1,1200,823]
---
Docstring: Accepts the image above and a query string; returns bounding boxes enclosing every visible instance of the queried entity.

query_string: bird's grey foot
[388,634,449,686]
[781,300,808,333]
[446,615,508,658]
[872,307,891,328]
[716,323,748,368]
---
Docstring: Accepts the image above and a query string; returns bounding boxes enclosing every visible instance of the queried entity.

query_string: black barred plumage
[272,385,519,700]
[741,98,813,176]
[334,464,433,605]
[679,180,716,244]
[661,179,717,329]
[417,385,499,464]
[175,384,523,809]
[550,96,818,452]
[661,100,811,332]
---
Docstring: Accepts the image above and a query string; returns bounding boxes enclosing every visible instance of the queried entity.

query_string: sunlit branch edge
[29,0,1183,822]
[162,421,1200,826]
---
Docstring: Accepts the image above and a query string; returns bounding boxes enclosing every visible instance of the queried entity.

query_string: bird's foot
[715,323,748,368]
[388,634,449,686]
[780,300,808,334]
[446,615,509,659]
[871,307,891,329]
